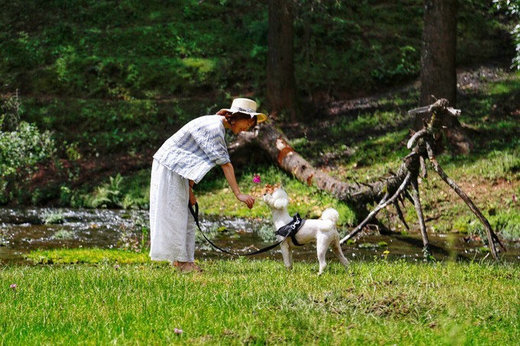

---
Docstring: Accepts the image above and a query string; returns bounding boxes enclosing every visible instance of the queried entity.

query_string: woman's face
[230,117,256,134]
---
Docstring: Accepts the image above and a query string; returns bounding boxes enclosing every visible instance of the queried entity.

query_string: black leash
[188,202,285,256]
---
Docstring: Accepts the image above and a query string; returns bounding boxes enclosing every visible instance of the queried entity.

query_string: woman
[149,98,267,272]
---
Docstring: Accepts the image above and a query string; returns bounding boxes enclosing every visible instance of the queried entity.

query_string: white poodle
[263,187,349,274]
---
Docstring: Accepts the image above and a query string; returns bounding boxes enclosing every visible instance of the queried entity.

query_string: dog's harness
[188,203,305,256]
[275,213,306,246]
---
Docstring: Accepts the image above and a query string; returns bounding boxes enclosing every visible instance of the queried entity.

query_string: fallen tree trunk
[231,122,408,207]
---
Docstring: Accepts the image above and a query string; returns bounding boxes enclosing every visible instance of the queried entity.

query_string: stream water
[1,207,519,264]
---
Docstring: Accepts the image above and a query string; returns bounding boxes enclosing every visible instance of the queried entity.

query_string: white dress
[149,159,195,262]
[149,115,231,263]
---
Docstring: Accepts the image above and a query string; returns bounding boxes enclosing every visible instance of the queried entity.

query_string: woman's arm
[221,162,255,209]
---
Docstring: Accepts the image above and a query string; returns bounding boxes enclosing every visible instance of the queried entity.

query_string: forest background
[0,0,518,238]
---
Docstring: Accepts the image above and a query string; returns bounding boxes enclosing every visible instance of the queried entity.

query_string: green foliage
[50,229,75,240]
[0,0,506,99]
[0,121,55,176]
[493,0,520,67]
[118,170,150,209]
[64,141,81,161]
[22,96,200,155]
[468,208,520,240]
[77,171,150,209]
[0,91,21,131]
[87,174,124,208]
[0,95,56,204]
[0,0,267,97]
[256,223,277,243]
[43,211,64,225]
[371,45,420,83]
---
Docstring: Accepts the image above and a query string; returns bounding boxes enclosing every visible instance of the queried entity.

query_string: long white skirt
[149,159,195,263]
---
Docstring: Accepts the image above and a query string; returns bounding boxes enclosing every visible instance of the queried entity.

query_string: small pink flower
[10,284,17,290]
[252,174,261,184]
[174,328,183,335]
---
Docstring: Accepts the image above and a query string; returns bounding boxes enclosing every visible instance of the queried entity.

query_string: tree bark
[418,0,472,153]
[420,0,457,107]
[267,0,297,122]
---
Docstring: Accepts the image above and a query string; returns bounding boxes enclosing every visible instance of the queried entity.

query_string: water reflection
[1,207,518,263]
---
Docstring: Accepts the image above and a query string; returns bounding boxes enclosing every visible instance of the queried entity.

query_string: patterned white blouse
[153,115,231,183]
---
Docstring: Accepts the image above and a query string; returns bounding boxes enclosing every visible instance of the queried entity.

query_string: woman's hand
[236,193,255,209]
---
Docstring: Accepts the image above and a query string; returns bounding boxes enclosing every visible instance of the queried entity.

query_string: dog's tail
[321,208,340,224]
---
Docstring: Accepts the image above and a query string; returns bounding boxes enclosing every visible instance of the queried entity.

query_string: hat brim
[218,108,268,123]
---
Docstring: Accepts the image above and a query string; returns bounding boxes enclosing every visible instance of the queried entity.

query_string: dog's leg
[280,241,293,270]
[316,234,332,275]
[332,235,349,270]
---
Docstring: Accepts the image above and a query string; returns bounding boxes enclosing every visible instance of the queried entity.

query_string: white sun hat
[218,98,267,123]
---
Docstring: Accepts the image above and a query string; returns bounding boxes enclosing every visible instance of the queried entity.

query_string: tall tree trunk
[418,0,472,154]
[267,0,297,122]
[420,0,457,107]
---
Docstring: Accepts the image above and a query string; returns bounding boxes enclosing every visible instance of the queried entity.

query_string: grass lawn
[1,258,519,344]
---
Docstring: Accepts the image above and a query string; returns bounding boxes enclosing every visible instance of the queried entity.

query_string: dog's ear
[273,197,288,209]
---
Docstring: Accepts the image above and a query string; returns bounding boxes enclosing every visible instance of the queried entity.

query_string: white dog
[263,187,349,275]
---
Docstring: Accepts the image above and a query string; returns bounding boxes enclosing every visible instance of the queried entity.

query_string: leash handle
[187,202,284,256]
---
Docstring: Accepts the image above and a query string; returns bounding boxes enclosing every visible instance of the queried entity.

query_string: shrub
[494,0,520,68]
[0,94,56,204]
[88,174,124,208]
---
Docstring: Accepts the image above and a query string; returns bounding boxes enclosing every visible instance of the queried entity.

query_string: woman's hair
[224,112,257,127]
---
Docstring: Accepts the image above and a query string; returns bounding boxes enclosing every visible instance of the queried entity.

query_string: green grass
[25,248,150,265]
[1,259,519,344]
